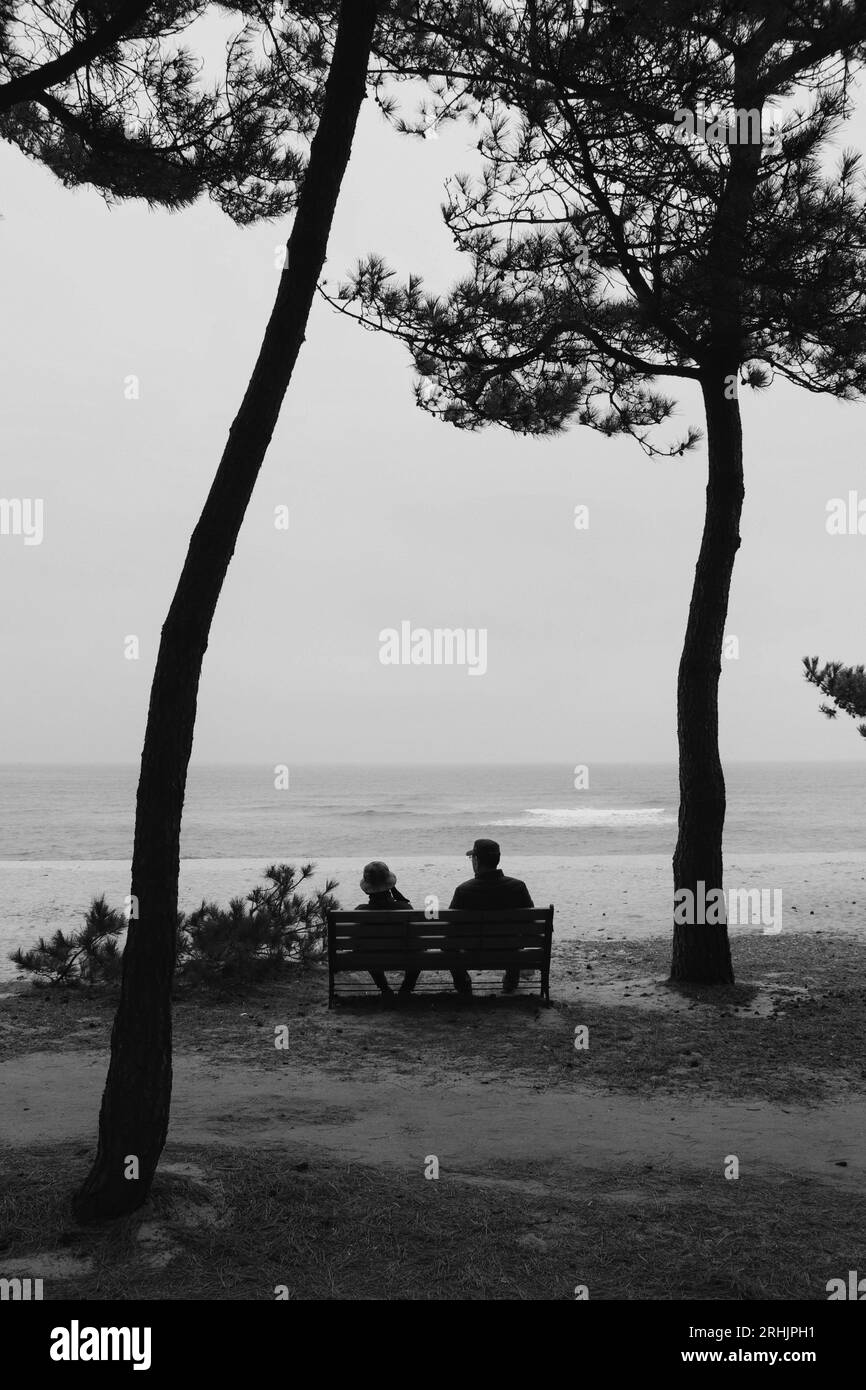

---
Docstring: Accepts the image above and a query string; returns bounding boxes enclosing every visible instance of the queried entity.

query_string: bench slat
[332,923,548,938]
[328,909,552,924]
[334,938,483,950]
[333,937,545,952]
[331,926,479,939]
[334,950,545,971]
[450,935,546,949]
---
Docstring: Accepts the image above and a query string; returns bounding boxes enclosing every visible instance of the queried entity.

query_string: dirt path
[3,1050,862,1188]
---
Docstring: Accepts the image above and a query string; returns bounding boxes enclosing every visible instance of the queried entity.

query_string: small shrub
[9,864,339,988]
[9,895,125,985]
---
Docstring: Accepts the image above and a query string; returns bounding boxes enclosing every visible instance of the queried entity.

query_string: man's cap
[466,838,500,859]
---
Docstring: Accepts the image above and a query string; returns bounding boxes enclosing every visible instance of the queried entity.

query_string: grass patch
[2,932,865,1104]
[0,1141,861,1301]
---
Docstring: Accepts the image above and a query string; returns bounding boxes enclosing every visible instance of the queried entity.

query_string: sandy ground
[3,931,864,1238]
[3,849,866,982]
[3,933,865,1303]
[3,1043,862,1192]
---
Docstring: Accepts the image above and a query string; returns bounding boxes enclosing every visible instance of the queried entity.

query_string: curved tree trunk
[73,0,378,1222]
[670,371,743,984]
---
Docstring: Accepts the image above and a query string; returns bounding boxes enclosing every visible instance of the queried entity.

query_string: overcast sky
[2,78,866,766]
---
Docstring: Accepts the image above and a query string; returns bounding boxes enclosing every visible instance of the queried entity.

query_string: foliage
[0,1,345,220]
[803,655,866,738]
[340,1,866,445]
[178,862,340,984]
[9,893,125,984]
[9,864,340,986]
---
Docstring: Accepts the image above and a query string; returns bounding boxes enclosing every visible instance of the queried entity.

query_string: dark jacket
[355,889,413,911]
[449,869,533,910]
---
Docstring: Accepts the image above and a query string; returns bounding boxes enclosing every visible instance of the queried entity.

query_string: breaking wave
[485,807,675,829]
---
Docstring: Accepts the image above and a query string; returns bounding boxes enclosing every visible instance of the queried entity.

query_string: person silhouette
[449,838,534,992]
[356,860,411,996]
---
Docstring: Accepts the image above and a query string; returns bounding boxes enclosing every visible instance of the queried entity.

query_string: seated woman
[356,860,412,996]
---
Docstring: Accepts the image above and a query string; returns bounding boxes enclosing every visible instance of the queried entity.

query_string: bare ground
[1,933,864,1299]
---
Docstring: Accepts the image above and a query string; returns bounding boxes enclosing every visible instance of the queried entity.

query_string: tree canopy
[0,0,349,219]
[341,1,866,443]
[804,656,866,737]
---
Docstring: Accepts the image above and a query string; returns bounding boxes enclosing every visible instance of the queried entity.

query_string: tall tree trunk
[73,0,378,1223]
[670,371,743,984]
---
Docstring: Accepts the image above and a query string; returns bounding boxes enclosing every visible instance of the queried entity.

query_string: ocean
[1,761,865,980]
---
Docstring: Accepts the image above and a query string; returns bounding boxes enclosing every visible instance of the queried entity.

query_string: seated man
[356,860,412,996]
[450,838,534,993]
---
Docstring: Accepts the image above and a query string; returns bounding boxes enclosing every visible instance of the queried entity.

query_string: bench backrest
[327,907,554,972]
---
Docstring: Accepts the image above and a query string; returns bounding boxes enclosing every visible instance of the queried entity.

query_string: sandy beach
[2,849,865,986]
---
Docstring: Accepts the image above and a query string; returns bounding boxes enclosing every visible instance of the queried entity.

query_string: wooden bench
[326,906,554,1006]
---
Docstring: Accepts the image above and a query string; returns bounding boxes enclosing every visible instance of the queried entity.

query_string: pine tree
[803,656,866,738]
[72,0,379,1222]
[10,894,125,984]
[1,1,338,220]
[337,0,866,983]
